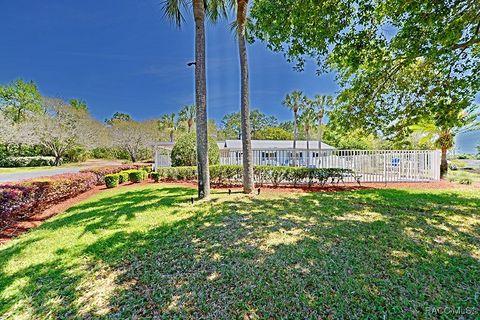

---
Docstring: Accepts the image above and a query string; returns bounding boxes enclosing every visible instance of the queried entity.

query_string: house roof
[217,140,335,150]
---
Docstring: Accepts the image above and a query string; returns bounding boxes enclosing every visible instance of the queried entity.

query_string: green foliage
[171,133,219,167]
[151,172,160,182]
[105,112,132,125]
[104,174,120,188]
[156,165,360,186]
[0,79,43,123]
[254,127,293,140]
[220,109,278,139]
[0,156,55,167]
[1,184,479,319]
[127,170,144,183]
[69,99,88,113]
[118,171,129,184]
[251,0,480,147]
[64,147,90,163]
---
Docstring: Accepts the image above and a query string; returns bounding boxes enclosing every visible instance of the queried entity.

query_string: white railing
[219,149,441,182]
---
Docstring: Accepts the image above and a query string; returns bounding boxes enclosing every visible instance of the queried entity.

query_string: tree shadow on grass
[42,186,196,235]
[1,187,479,319]
[82,189,480,318]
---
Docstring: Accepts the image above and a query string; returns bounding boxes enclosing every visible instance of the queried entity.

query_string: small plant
[104,174,120,188]
[151,172,160,182]
[118,171,129,184]
[458,177,472,185]
[128,170,144,183]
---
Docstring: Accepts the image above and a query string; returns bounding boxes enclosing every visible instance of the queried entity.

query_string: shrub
[151,172,160,182]
[128,170,144,183]
[0,172,97,230]
[0,156,55,167]
[81,165,137,185]
[171,132,220,167]
[155,165,359,186]
[104,174,120,188]
[118,171,129,184]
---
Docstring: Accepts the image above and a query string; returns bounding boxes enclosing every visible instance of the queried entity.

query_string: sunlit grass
[1,184,479,318]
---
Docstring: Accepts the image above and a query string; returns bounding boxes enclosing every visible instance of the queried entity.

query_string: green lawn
[1,185,479,319]
[0,166,58,174]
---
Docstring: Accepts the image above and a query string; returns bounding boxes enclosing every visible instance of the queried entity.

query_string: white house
[152,139,441,182]
[218,140,335,166]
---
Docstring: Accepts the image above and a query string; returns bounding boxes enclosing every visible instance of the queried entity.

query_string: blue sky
[0,0,478,153]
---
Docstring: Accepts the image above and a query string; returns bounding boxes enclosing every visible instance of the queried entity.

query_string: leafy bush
[64,147,90,163]
[118,171,129,184]
[104,174,120,188]
[151,172,160,182]
[171,133,220,167]
[128,170,144,183]
[81,165,137,185]
[0,156,55,167]
[0,173,97,230]
[155,165,360,186]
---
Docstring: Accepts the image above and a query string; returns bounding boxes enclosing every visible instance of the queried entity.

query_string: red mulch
[1,179,476,245]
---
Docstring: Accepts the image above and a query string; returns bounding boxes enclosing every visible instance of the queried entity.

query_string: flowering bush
[0,172,97,230]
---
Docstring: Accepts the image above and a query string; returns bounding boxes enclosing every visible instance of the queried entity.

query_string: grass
[447,169,480,184]
[0,185,479,319]
[0,162,86,174]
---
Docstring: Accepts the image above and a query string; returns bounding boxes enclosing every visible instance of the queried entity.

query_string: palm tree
[283,90,305,166]
[236,0,254,193]
[310,95,331,161]
[410,108,479,177]
[299,107,316,167]
[162,0,230,199]
[160,113,177,142]
[179,104,196,133]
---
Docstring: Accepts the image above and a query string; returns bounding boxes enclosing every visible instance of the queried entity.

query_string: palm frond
[161,0,188,27]
[206,0,234,23]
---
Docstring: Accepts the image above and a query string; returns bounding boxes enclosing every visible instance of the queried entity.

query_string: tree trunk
[293,110,298,166]
[238,0,254,194]
[317,115,323,166]
[306,129,310,167]
[170,131,174,143]
[441,147,448,177]
[193,0,210,199]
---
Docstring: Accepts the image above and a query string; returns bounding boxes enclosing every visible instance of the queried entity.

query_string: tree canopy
[251,0,480,138]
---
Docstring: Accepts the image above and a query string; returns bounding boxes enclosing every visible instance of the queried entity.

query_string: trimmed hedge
[0,165,153,230]
[127,170,144,183]
[81,165,138,185]
[118,171,129,184]
[0,156,56,167]
[105,174,120,188]
[155,165,361,186]
[151,172,160,182]
[0,173,97,230]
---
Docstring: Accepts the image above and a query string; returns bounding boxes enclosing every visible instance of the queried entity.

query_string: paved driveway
[0,160,124,183]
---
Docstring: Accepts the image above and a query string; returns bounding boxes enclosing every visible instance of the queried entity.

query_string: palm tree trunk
[306,129,310,167]
[317,119,322,167]
[238,0,254,194]
[193,0,210,199]
[441,147,448,177]
[293,111,298,166]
